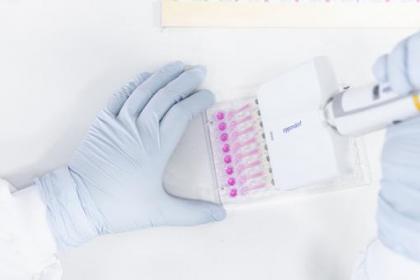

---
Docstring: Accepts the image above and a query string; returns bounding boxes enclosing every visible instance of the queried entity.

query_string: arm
[0,180,60,279]
[1,61,225,279]
[352,32,420,280]
[36,61,225,249]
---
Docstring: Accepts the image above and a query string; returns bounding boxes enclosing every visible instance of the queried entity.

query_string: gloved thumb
[162,197,226,226]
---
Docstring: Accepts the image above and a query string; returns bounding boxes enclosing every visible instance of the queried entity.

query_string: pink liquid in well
[225,166,234,175]
[237,160,261,174]
[231,126,255,141]
[240,183,266,195]
[232,137,256,153]
[227,177,236,186]
[227,104,251,120]
[239,171,264,185]
[231,115,252,126]
[222,143,230,153]
[216,111,225,120]
[235,149,259,163]
[220,133,229,142]
[224,155,232,164]
[218,122,227,131]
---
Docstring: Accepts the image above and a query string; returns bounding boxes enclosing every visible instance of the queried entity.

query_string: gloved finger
[376,37,414,95]
[105,72,151,116]
[160,89,215,155]
[372,54,388,84]
[118,61,185,119]
[387,37,413,95]
[162,197,226,226]
[406,33,420,90]
[138,66,206,124]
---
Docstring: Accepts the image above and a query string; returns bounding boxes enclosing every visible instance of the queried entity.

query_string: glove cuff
[36,167,99,249]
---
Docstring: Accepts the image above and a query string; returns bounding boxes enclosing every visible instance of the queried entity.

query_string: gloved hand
[373,32,420,262]
[36,61,226,248]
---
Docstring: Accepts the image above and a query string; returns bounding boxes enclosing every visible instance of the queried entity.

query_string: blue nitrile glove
[36,62,226,248]
[373,32,420,262]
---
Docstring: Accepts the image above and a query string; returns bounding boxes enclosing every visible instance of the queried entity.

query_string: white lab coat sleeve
[0,178,62,280]
[351,239,420,280]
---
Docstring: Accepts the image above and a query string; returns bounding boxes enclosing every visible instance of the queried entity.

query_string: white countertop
[0,1,416,279]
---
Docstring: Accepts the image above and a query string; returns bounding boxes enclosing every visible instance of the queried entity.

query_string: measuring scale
[161,0,420,28]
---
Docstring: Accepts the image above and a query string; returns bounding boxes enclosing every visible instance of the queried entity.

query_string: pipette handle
[325,84,420,136]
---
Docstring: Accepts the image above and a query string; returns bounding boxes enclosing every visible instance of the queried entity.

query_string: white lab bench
[0,1,416,279]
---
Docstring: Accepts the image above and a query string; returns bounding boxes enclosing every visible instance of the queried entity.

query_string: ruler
[161,0,420,28]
